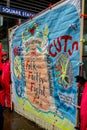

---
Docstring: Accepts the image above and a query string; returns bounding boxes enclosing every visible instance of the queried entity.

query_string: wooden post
[76,0,85,129]
[80,0,84,63]
[8,25,17,111]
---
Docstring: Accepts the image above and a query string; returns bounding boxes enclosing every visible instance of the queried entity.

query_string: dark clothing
[0,104,3,130]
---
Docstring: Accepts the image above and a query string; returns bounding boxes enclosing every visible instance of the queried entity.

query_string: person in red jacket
[73,76,87,130]
[1,51,11,111]
[0,70,4,108]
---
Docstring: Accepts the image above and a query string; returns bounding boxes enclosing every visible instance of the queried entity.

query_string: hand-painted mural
[10,0,80,130]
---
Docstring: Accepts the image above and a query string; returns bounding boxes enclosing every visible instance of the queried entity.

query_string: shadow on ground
[3,109,44,130]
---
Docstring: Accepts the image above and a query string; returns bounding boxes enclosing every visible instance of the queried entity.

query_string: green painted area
[16,96,75,130]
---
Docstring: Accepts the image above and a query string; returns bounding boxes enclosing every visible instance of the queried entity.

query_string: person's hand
[71,103,80,109]
[77,83,81,88]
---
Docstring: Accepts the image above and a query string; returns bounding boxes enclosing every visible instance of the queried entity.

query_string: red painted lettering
[49,44,57,57]
[68,41,78,56]
[54,38,61,52]
[49,35,79,57]
[60,35,72,52]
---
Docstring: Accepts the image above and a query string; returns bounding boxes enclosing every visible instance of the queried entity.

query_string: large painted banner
[10,0,80,130]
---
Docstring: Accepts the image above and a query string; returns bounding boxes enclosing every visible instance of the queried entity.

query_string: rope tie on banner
[81,14,87,18]
[76,61,84,66]
[48,3,53,9]
[79,61,84,65]
[16,22,20,26]
[80,38,86,43]
[29,15,34,20]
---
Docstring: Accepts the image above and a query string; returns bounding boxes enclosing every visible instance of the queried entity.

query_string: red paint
[49,35,79,57]
[28,71,32,79]
[54,38,61,52]
[60,35,72,52]
[68,41,78,56]
[49,44,57,57]
[33,96,36,102]
[30,28,34,35]
[26,60,29,69]
[30,82,35,91]
[13,47,21,56]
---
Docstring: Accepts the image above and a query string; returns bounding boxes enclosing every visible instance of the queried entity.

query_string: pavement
[3,109,44,130]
